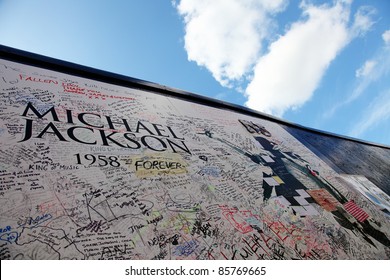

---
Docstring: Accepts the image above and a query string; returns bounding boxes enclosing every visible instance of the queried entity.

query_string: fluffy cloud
[245,1,375,116]
[176,0,376,116]
[350,5,376,37]
[175,0,287,87]
[355,60,377,78]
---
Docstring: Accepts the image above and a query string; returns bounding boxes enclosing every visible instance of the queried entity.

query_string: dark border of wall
[1,44,389,150]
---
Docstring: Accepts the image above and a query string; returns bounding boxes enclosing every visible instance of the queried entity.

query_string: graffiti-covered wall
[1,49,389,260]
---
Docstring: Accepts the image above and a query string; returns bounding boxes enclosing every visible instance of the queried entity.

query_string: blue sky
[0,0,389,146]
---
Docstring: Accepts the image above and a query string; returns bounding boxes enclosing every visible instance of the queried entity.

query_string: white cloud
[383,30,390,45]
[324,32,390,120]
[347,31,390,141]
[175,0,287,87]
[245,1,355,116]
[349,89,390,138]
[355,60,377,78]
[350,6,376,37]
[176,0,376,117]
[349,44,390,101]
